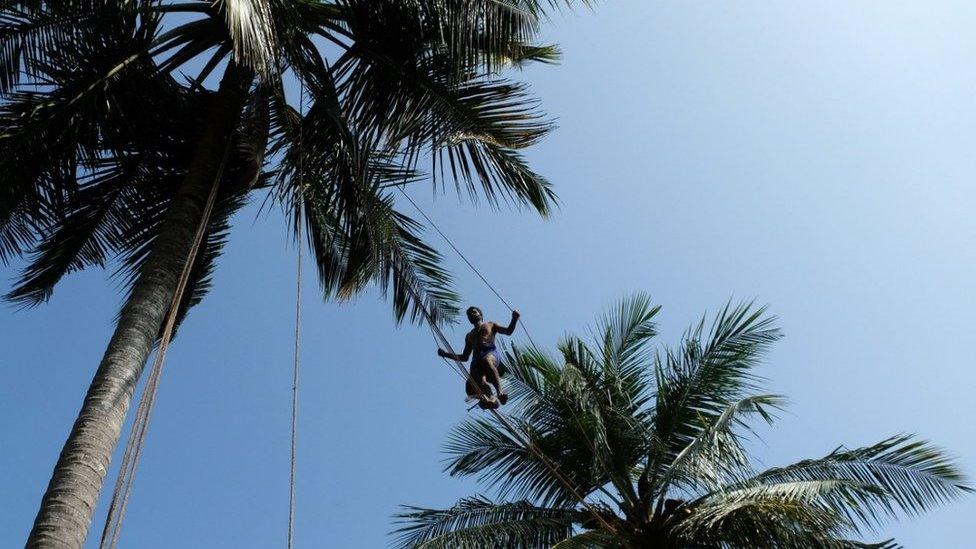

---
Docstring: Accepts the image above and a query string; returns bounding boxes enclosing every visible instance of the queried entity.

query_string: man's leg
[485,355,507,405]
[467,362,498,409]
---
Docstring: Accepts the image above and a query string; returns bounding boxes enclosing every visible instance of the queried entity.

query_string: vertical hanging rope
[288,212,302,549]
[287,80,305,549]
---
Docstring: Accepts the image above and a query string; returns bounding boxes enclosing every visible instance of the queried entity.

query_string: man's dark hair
[466,306,482,317]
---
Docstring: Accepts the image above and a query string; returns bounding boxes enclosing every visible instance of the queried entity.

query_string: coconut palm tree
[1,1,576,545]
[394,295,971,548]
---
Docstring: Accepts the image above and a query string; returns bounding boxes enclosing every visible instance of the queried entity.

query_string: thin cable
[287,81,306,549]
[396,188,540,350]
[288,213,301,549]
[395,190,514,311]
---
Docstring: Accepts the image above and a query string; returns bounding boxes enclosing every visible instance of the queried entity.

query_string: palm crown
[394,295,970,548]
[1,0,567,322]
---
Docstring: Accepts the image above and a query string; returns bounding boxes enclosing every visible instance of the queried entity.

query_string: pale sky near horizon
[3,1,975,547]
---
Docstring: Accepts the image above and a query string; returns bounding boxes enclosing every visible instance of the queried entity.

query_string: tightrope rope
[395,189,540,350]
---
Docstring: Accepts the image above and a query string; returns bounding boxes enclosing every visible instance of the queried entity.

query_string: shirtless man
[437,306,519,410]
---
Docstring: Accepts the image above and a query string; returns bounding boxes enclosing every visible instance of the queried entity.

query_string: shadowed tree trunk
[26,63,253,548]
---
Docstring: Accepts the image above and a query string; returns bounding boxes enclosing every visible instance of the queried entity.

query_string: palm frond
[332,5,558,214]
[0,0,164,267]
[437,136,557,215]
[443,415,545,492]
[368,196,462,325]
[274,62,460,325]
[501,343,633,506]
[217,0,278,77]
[742,434,972,526]
[550,529,625,549]
[500,42,562,68]
[338,60,557,212]
[152,16,227,76]
[492,331,661,516]
[338,0,542,79]
[594,292,660,401]
[506,344,606,471]
[0,1,149,95]
[392,496,582,549]
[676,478,909,548]
[646,301,781,486]
[6,155,155,305]
[444,410,607,507]
[677,495,848,548]
[658,394,785,495]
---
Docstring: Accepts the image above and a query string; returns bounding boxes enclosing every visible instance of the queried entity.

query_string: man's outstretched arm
[493,310,520,336]
[438,339,472,362]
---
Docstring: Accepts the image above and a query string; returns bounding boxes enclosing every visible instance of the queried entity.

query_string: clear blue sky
[3,1,975,546]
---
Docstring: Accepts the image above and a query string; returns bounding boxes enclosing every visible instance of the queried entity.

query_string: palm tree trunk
[26,63,253,549]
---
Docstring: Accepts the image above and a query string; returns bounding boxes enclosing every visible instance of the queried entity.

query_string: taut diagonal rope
[395,188,540,350]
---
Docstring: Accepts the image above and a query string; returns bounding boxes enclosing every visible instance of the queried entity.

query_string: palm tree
[1,1,577,545]
[394,295,971,548]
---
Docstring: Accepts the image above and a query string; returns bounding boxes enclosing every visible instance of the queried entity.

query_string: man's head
[466,306,483,325]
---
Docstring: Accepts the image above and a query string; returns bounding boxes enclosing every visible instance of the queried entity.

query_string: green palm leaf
[219,0,278,76]
[744,434,973,525]
[658,394,785,495]
[647,301,781,487]
[392,496,583,549]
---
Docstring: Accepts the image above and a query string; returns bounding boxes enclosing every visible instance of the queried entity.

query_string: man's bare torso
[465,321,497,350]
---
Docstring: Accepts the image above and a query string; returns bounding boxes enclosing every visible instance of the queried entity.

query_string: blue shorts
[471,344,506,377]
[473,344,501,366]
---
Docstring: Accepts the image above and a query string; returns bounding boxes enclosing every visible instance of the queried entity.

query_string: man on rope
[438,306,519,410]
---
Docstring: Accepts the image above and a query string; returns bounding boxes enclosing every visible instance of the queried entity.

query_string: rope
[287,80,306,549]
[395,188,540,351]
[99,141,231,549]
[288,212,301,549]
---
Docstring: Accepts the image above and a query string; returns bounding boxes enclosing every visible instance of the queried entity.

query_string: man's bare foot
[478,396,500,410]
[498,393,508,405]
